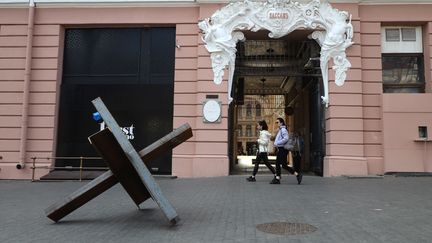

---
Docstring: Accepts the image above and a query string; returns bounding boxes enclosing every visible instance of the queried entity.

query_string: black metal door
[56,27,175,174]
[309,78,325,175]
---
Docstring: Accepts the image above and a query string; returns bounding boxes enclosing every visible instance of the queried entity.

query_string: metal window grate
[385,28,400,42]
[402,28,416,41]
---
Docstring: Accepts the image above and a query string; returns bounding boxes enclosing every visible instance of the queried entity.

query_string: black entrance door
[56,27,175,174]
[309,78,325,175]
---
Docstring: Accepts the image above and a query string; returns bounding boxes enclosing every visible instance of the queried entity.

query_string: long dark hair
[276,117,286,126]
[258,120,268,131]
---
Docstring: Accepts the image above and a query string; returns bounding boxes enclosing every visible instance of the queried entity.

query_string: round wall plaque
[203,99,221,123]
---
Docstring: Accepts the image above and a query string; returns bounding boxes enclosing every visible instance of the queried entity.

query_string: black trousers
[292,151,302,174]
[253,152,276,176]
[275,147,295,177]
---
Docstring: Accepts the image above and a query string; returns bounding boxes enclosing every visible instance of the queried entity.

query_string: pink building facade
[0,0,431,180]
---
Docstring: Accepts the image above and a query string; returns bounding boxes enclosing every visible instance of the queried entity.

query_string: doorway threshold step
[39,170,108,181]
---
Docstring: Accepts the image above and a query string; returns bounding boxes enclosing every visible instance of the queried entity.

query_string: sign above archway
[198,0,354,107]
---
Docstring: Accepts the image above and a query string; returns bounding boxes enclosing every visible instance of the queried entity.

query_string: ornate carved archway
[198,0,354,107]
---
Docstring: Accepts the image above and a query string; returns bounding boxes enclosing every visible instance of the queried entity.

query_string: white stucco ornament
[198,0,354,107]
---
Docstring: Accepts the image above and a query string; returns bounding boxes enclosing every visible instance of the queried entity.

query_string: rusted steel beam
[89,128,151,206]
[45,98,192,224]
[91,97,181,224]
[45,170,118,222]
[89,124,192,206]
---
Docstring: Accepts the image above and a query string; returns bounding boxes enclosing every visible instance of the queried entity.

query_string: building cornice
[195,0,432,3]
[2,0,432,7]
[0,0,199,8]
[2,0,432,8]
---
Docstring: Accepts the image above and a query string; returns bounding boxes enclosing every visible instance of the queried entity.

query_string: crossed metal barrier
[44,97,193,225]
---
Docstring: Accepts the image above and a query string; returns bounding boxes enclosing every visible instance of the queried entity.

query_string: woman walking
[271,117,300,184]
[246,120,276,182]
[291,132,303,184]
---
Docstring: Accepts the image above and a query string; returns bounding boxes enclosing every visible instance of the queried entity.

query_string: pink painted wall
[0,8,60,179]
[0,4,230,179]
[1,2,432,179]
[383,95,432,173]
[359,5,432,175]
[173,3,229,178]
[324,3,432,176]
[324,3,370,176]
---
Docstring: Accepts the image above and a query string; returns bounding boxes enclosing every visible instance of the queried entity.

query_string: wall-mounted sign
[202,99,221,123]
[94,112,135,140]
[99,121,135,140]
[268,10,289,20]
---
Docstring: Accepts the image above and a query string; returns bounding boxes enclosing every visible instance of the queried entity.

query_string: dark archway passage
[228,31,325,175]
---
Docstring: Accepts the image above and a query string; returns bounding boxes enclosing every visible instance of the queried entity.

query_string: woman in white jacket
[247,120,276,182]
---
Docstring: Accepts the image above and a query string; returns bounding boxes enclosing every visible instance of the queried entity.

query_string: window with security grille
[385,28,400,42]
[381,26,425,93]
[382,54,425,93]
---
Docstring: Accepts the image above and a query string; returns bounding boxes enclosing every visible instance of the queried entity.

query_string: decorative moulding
[198,0,354,107]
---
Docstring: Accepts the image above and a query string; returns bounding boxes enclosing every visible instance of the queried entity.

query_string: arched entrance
[198,0,354,107]
[227,31,325,175]
[199,0,354,176]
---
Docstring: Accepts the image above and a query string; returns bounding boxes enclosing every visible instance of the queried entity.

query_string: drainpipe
[17,0,35,169]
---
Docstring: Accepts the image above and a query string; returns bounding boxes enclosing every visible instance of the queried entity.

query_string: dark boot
[270,178,280,184]
[296,174,303,185]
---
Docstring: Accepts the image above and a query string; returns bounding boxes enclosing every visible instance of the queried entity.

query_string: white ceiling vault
[198,0,354,107]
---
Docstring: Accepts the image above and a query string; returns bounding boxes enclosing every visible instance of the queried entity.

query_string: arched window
[246,104,252,117]
[237,125,242,137]
[238,107,243,118]
[246,125,252,137]
[256,103,261,117]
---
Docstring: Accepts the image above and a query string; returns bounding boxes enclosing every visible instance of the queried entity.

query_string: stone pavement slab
[1,175,432,243]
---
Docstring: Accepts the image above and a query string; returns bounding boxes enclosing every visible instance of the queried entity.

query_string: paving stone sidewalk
[1,175,432,243]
